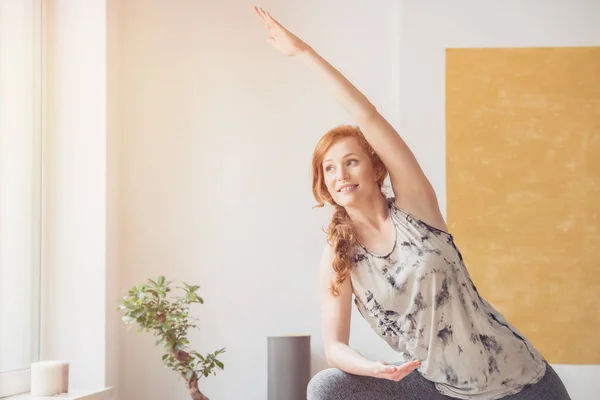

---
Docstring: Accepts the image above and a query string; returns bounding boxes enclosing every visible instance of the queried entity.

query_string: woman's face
[322,136,380,207]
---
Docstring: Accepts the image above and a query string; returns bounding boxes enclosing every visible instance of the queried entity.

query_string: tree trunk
[171,348,209,400]
[186,377,209,400]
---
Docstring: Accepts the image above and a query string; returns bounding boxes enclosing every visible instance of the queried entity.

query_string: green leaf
[166,313,179,321]
[131,309,145,318]
[118,276,226,381]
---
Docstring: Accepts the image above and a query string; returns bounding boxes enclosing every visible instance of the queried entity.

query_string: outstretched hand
[253,6,310,56]
[371,360,421,382]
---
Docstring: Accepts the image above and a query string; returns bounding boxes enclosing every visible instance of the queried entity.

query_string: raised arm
[253,6,447,229]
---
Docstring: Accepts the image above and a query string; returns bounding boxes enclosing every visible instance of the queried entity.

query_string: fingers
[401,360,421,371]
[381,360,421,381]
[253,6,269,28]
[253,6,271,27]
[394,360,421,380]
[264,10,285,30]
[253,6,284,31]
[383,365,395,373]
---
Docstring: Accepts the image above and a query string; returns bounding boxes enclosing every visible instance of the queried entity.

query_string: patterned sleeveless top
[350,197,546,400]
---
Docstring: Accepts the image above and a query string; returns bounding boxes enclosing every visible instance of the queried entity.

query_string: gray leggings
[307,361,571,400]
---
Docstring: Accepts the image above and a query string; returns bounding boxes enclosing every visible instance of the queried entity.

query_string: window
[0,0,42,397]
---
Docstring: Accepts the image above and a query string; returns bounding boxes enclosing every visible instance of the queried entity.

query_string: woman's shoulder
[389,195,450,235]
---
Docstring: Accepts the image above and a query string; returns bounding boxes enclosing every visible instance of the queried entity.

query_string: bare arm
[253,7,447,230]
[319,244,375,375]
[319,244,420,379]
[297,47,375,121]
[298,48,441,220]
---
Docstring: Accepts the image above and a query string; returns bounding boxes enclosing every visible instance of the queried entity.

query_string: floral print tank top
[350,197,546,399]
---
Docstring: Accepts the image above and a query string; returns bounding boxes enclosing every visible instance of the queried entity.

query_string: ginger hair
[311,125,387,296]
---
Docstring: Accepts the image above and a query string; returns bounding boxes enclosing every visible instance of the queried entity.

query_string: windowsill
[4,388,113,400]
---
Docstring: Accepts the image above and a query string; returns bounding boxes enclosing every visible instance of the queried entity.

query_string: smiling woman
[0,0,43,397]
[313,125,387,209]
[253,5,572,400]
[310,125,390,295]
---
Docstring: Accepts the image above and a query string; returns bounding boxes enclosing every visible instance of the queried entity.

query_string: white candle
[56,360,69,393]
[46,361,63,395]
[31,361,61,396]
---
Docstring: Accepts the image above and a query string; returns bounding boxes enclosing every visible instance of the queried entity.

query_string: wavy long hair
[312,125,388,296]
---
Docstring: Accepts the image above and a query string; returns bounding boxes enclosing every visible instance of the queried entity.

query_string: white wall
[397,1,600,399]
[106,0,122,397]
[396,0,600,217]
[115,1,599,399]
[118,0,398,399]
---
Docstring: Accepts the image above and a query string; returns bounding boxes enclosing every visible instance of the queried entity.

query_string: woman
[254,6,571,400]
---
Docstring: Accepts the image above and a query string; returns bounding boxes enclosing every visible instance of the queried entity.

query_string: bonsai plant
[118,276,225,400]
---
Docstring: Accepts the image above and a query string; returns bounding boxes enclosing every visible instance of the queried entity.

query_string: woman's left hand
[253,6,310,56]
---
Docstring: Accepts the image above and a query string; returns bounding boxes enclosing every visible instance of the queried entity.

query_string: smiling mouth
[338,185,358,193]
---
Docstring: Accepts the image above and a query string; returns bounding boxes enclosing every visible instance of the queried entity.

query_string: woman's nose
[336,168,350,181]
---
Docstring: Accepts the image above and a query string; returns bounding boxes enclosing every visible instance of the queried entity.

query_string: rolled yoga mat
[267,335,311,400]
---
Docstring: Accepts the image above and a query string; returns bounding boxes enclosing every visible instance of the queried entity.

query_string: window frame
[0,0,43,397]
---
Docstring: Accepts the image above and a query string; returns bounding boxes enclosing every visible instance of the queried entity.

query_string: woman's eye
[325,165,334,172]
[347,159,357,166]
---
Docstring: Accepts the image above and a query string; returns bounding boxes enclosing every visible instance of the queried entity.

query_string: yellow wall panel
[446,47,600,364]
